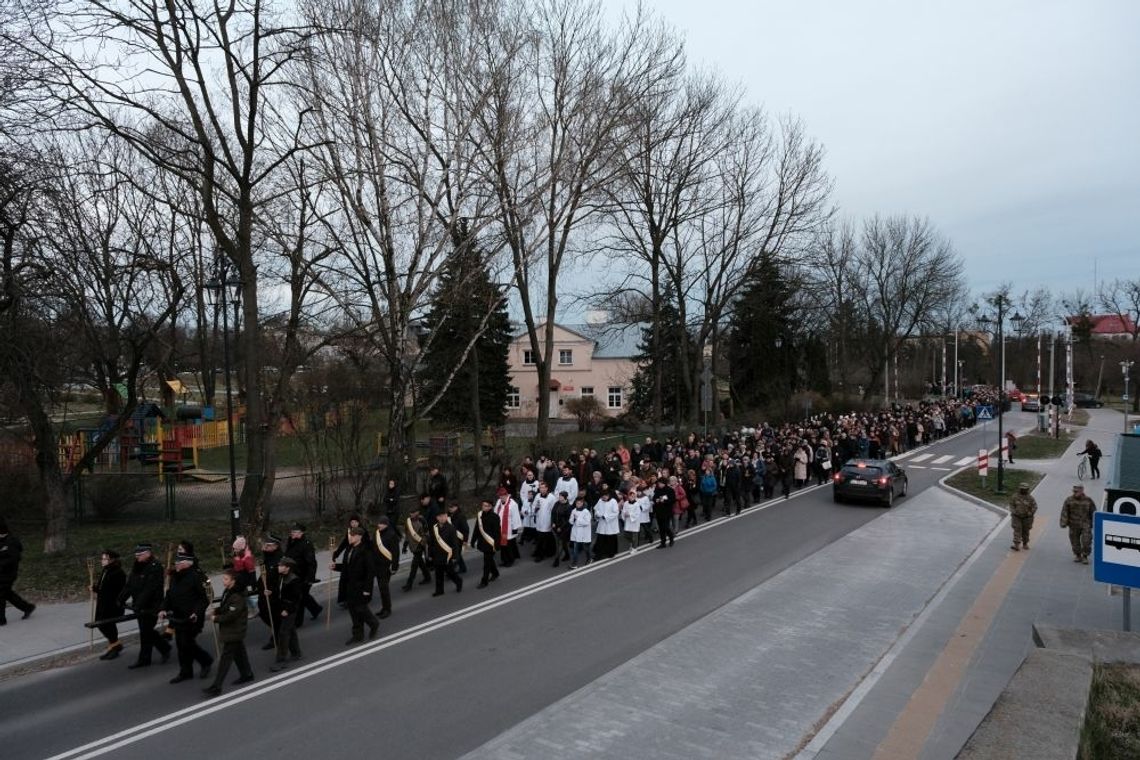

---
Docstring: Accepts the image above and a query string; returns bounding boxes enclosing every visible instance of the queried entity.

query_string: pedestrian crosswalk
[932,455,955,464]
[954,456,975,466]
[910,453,933,462]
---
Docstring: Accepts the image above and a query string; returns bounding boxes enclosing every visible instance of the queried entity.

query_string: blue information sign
[975,405,993,421]
[1093,512,1140,590]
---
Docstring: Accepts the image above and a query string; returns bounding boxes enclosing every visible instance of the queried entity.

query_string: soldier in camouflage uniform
[1060,484,1096,564]
[1008,482,1038,551]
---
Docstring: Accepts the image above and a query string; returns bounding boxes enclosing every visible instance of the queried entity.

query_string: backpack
[700,472,718,494]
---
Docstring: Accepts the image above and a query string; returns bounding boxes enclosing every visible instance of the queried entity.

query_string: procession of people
[38,387,1080,700]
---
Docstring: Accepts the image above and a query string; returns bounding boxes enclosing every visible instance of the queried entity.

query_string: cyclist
[1079,440,1103,479]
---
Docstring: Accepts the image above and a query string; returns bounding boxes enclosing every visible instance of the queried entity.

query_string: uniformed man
[270,556,303,671]
[0,518,35,624]
[1009,482,1038,551]
[1060,484,1096,564]
[446,501,470,575]
[119,543,172,669]
[372,516,400,618]
[331,527,379,646]
[401,507,432,591]
[285,523,321,626]
[429,510,463,597]
[161,552,212,684]
[471,499,501,588]
[203,567,254,697]
[256,534,283,651]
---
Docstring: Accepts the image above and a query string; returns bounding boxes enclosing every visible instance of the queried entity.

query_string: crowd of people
[33,390,1013,699]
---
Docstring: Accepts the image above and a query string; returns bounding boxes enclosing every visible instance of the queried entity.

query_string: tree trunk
[470,349,483,486]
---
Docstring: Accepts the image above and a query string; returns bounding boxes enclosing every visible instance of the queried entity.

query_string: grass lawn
[1081,662,1140,760]
[1066,408,1090,426]
[943,467,1046,509]
[1012,430,1076,460]
[12,520,235,602]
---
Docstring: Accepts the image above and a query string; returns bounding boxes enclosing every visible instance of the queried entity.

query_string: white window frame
[522,350,536,366]
[580,386,594,398]
[607,386,623,409]
[558,349,573,365]
[506,386,521,409]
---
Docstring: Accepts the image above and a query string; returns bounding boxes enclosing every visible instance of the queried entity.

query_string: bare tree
[26,0,321,523]
[1100,278,1140,341]
[473,0,681,444]
[851,214,965,399]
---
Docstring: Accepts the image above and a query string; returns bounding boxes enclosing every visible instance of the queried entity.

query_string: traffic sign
[976,405,994,421]
[1095,512,1140,589]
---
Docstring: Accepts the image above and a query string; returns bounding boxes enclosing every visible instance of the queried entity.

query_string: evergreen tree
[630,287,690,425]
[417,224,512,430]
[728,256,797,412]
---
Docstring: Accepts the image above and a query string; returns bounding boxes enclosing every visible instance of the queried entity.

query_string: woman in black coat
[93,550,127,659]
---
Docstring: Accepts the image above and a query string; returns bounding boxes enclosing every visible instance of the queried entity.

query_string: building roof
[511,321,645,360]
[1066,314,1137,335]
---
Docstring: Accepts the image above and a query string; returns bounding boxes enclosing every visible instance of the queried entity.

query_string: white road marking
[932,455,954,464]
[910,465,927,469]
[909,454,933,462]
[892,452,913,461]
[932,467,952,472]
[955,457,975,466]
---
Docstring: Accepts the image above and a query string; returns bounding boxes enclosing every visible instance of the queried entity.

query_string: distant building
[505,322,643,419]
[1065,314,1137,340]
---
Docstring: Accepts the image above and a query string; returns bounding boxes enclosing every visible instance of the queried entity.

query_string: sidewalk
[808,406,1129,759]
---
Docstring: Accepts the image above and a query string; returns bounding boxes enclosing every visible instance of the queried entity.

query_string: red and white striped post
[978,449,989,485]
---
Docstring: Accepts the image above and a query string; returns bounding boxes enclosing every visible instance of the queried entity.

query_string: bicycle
[1077,453,1088,481]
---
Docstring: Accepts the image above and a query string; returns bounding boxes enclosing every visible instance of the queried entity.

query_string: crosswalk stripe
[932,455,954,464]
[955,457,975,466]
[893,452,913,461]
[909,465,927,469]
[910,454,933,462]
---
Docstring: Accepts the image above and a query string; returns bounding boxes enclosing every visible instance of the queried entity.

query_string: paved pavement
[0,409,1130,760]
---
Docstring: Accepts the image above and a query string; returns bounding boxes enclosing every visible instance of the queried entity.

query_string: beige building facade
[506,322,642,419]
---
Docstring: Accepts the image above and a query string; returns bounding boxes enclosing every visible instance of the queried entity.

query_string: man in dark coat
[331,527,379,645]
[401,507,433,590]
[427,466,448,516]
[256,534,283,651]
[119,543,172,668]
[270,556,304,671]
[162,552,212,684]
[203,567,254,697]
[0,518,35,624]
[372,516,399,619]
[471,499,501,588]
[93,549,127,659]
[652,480,676,548]
[428,511,463,597]
[285,523,322,625]
[446,502,469,575]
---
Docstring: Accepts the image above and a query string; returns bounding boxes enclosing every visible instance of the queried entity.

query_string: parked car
[1006,389,1025,403]
[1073,392,1104,408]
[833,459,908,507]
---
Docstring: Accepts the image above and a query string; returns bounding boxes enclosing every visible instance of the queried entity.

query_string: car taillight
[833,473,844,482]
[878,477,889,486]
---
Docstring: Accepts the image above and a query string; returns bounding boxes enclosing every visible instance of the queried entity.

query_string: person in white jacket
[621,489,644,553]
[518,471,541,546]
[636,485,654,544]
[493,487,522,567]
[568,497,593,569]
[532,482,557,562]
[555,465,579,506]
[592,487,621,560]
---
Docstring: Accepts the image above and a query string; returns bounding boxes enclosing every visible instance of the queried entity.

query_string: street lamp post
[982,299,1023,494]
[205,258,244,541]
[1124,360,1134,434]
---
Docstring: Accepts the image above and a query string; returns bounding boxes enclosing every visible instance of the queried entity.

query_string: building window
[506,387,520,409]
[523,350,535,365]
[559,349,573,365]
[607,386,623,409]
[581,386,594,398]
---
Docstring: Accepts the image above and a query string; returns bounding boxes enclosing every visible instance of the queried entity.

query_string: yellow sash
[433,524,453,561]
[477,512,494,549]
[374,530,393,562]
[406,518,422,545]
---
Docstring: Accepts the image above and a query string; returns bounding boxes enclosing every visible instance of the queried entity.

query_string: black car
[1073,392,1104,409]
[833,459,908,507]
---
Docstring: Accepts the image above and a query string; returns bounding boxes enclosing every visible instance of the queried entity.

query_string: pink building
[505,322,642,419]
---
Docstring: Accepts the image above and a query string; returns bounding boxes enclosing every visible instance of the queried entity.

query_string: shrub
[85,475,156,520]
[564,396,606,432]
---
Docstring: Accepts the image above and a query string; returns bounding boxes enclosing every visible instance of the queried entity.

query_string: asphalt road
[1,418,1024,760]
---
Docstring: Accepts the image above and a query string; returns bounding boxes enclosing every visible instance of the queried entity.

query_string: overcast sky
[603,0,1140,298]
